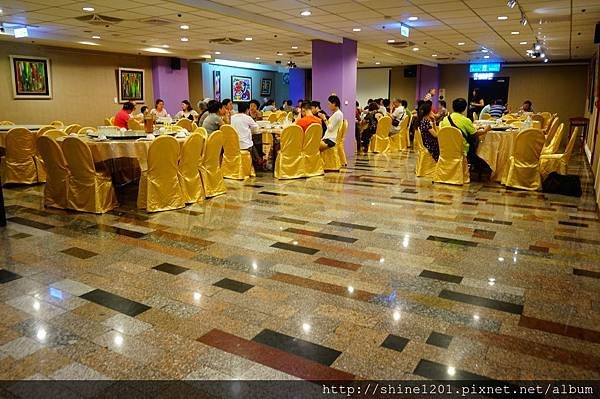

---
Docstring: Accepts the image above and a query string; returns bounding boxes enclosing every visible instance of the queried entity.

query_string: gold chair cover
[78,126,97,135]
[414,128,437,178]
[542,123,564,155]
[303,123,325,175]
[268,114,278,123]
[50,120,64,128]
[274,125,304,179]
[390,115,410,152]
[36,136,69,209]
[368,116,392,153]
[43,130,68,140]
[62,137,118,213]
[200,130,227,197]
[0,121,15,125]
[1,128,44,185]
[137,135,186,212]
[176,118,193,131]
[194,126,208,136]
[104,117,112,126]
[221,124,255,180]
[503,128,545,191]
[433,126,469,185]
[543,117,559,144]
[539,127,579,178]
[336,119,349,166]
[178,133,205,203]
[192,122,199,131]
[128,119,143,130]
[64,124,82,134]
[481,114,492,120]
[37,126,55,137]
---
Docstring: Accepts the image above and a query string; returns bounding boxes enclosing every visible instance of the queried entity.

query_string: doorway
[468,77,510,107]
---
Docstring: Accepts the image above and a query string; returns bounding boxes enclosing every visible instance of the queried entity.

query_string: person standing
[469,88,484,120]
[423,88,436,102]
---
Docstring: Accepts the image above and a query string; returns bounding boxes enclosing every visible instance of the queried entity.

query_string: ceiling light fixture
[255,57,261,60]
[82,6,95,12]
[78,41,99,46]
[375,61,381,65]
[507,0,517,9]
[276,52,283,56]
[497,16,508,20]
[180,24,189,30]
[215,51,221,54]
[300,10,311,16]
[520,12,528,26]
[412,47,419,51]
[245,37,252,41]
[162,44,170,48]
[519,41,527,45]
[481,49,488,53]
[92,35,101,39]
[432,54,438,57]
[544,58,549,63]
[291,45,298,49]
[408,16,418,21]
[180,37,189,42]
[352,28,361,32]
[142,47,171,54]
[483,55,490,59]
[457,42,465,45]
[511,31,520,35]
[387,39,396,43]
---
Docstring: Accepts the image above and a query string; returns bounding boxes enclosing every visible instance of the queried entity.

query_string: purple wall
[151,57,189,114]
[312,38,357,159]
[416,65,440,109]
[289,68,306,104]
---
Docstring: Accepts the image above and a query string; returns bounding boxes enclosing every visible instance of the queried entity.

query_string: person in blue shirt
[489,99,509,119]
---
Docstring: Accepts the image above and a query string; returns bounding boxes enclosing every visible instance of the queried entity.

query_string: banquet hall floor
[1,150,599,382]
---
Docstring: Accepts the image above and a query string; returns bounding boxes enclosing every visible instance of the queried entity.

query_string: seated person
[134,105,149,122]
[479,103,492,119]
[296,101,322,132]
[231,102,265,169]
[439,98,491,166]
[360,102,383,152]
[222,99,234,124]
[249,99,263,121]
[435,100,449,123]
[489,99,509,119]
[262,99,277,113]
[114,102,136,129]
[150,99,169,119]
[281,100,294,112]
[202,100,224,135]
[311,101,328,135]
[320,95,343,152]
[417,101,439,161]
[520,100,534,113]
[174,100,199,121]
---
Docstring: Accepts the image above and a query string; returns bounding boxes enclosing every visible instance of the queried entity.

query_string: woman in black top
[417,101,439,161]
[359,102,383,153]
[469,88,484,121]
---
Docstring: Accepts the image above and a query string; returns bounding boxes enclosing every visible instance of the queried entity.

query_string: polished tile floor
[1,150,599,381]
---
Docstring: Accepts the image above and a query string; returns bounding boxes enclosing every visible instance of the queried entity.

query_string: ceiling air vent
[387,40,415,49]
[287,51,310,57]
[209,37,243,45]
[75,14,123,26]
[138,17,173,26]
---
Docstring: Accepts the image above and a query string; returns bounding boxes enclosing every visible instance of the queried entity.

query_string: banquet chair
[62,137,118,213]
[37,125,55,137]
[104,117,112,126]
[220,124,255,180]
[194,126,208,137]
[43,130,68,140]
[192,122,198,131]
[503,128,545,191]
[390,115,410,152]
[541,123,564,155]
[1,128,44,185]
[78,126,97,136]
[539,127,579,178]
[503,114,516,121]
[540,112,552,129]
[178,133,205,203]
[274,125,304,179]
[176,118,193,131]
[50,120,64,128]
[433,126,469,185]
[64,124,82,135]
[544,117,559,142]
[36,136,69,209]
[277,113,287,123]
[128,118,143,130]
[200,130,227,197]
[268,113,278,123]
[481,114,492,120]
[368,115,392,153]
[473,112,479,121]
[0,121,15,125]
[138,135,185,212]
[531,114,544,127]
[414,128,437,178]
[303,124,326,175]
[336,119,349,166]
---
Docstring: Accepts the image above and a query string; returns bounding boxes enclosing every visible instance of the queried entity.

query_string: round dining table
[476,128,519,182]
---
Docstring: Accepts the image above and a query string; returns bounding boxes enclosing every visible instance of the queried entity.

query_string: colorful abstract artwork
[231,76,252,102]
[214,70,221,101]
[10,55,52,99]
[118,68,144,103]
[260,78,272,96]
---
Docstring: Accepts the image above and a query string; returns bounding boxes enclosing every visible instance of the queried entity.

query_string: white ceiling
[0,0,598,67]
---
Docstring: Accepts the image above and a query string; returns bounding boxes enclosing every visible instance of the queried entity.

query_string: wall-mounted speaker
[170,57,181,70]
[404,65,417,78]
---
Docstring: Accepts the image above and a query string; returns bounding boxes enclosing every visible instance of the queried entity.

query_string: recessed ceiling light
[78,41,99,46]
[245,37,252,41]
[180,37,189,42]
[82,6,95,12]
[375,61,381,65]
[92,35,101,39]
[408,16,418,21]
[544,58,549,63]
[180,24,189,30]
[387,39,396,43]
[291,45,298,49]
[481,49,488,53]
[143,47,171,54]
[352,28,361,32]
[511,31,520,35]
[276,52,283,56]
[458,42,465,45]
[215,51,221,55]
[519,41,527,45]
[497,16,508,20]
[483,55,490,59]
[412,47,419,51]
[300,10,311,16]
[432,54,438,57]
[255,57,261,60]
[0,8,3,13]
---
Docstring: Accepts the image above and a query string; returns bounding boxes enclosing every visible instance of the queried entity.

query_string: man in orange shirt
[295,101,322,132]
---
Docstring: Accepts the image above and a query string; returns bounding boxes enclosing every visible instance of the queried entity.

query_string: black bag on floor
[542,172,582,197]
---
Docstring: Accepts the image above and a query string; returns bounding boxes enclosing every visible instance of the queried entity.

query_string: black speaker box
[170,57,181,70]
[404,66,417,78]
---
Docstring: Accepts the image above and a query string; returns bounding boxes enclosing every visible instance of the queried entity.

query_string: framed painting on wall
[213,70,221,101]
[231,75,252,102]
[9,55,52,99]
[260,78,272,96]
[118,68,144,103]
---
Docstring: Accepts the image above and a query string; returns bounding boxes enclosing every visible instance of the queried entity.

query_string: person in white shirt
[390,98,407,135]
[174,100,199,121]
[150,99,170,119]
[231,102,265,169]
[377,98,387,115]
[423,88,436,102]
[320,95,343,151]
